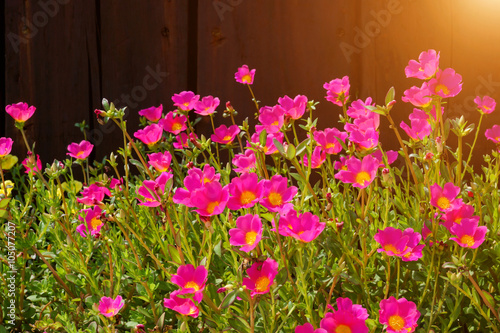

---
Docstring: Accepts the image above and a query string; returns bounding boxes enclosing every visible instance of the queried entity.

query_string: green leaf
[0,198,11,209]
[220,289,239,309]
[286,144,296,160]
[228,316,250,333]
[296,139,310,157]
[259,129,267,147]
[273,138,286,157]
[385,86,395,105]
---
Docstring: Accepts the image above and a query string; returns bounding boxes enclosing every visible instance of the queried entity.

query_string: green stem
[462,113,484,182]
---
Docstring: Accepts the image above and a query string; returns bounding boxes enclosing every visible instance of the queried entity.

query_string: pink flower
[324,76,350,106]
[139,105,163,122]
[211,124,241,144]
[372,150,399,168]
[405,49,440,80]
[313,128,348,155]
[22,154,42,174]
[229,214,263,252]
[173,132,198,149]
[295,323,327,333]
[400,113,431,141]
[374,227,424,261]
[335,155,378,189]
[98,295,124,318]
[349,128,379,151]
[137,172,173,207]
[449,218,488,249]
[428,68,463,98]
[441,204,476,231]
[379,297,420,333]
[302,146,326,169]
[277,209,325,243]
[474,96,496,114]
[190,181,229,216]
[173,165,220,207]
[242,258,278,297]
[232,150,257,173]
[148,151,172,172]
[235,65,256,84]
[430,182,461,212]
[172,91,200,111]
[76,206,104,238]
[320,297,369,333]
[347,97,375,119]
[278,95,308,120]
[134,123,163,146]
[67,140,94,160]
[0,138,14,157]
[260,175,298,213]
[171,264,208,302]
[164,290,199,317]
[159,112,187,135]
[194,96,220,116]
[402,82,433,108]
[255,105,286,134]
[227,173,263,210]
[5,102,36,123]
[77,183,111,206]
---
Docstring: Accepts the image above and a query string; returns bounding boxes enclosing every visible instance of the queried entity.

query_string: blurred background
[3,0,500,170]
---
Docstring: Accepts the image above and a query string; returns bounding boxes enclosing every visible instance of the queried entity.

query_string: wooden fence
[4,0,500,168]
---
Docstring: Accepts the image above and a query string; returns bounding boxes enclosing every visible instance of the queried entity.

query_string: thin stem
[246,84,260,112]
[462,113,484,182]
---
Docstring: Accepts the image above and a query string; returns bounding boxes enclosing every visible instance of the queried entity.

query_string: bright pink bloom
[22,154,42,174]
[164,290,199,318]
[313,128,348,155]
[229,214,263,252]
[474,95,496,114]
[450,218,488,249]
[430,182,461,212]
[379,297,420,333]
[139,105,163,122]
[441,204,476,231]
[190,181,229,216]
[320,297,369,333]
[260,175,298,213]
[98,295,124,318]
[159,111,187,135]
[77,183,111,206]
[211,124,241,144]
[277,209,325,243]
[235,65,256,84]
[335,155,378,189]
[324,76,350,106]
[372,150,399,168]
[374,227,424,261]
[349,128,379,151]
[173,165,220,207]
[400,113,432,141]
[232,150,257,173]
[485,125,500,145]
[302,146,326,169]
[255,105,286,134]
[109,177,123,191]
[402,82,433,108]
[172,91,200,111]
[171,264,208,302]
[173,132,198,149]
[333,156,349,171]
[137,172,173,207]
[278,94,308,120]
[428,68,463,98]
[295,323,327,333]
[0,138,14,157]
[242,258,278,297]
[5,102,36,123]
[405,49,440,80]
[76,206,104,238]
[148,151,172,172]
[194,95,220,116]
[249,132,284,155]
[227,173,263,210]
[134,123,163,146]
[67,140,94,159]
[347,97,375,119]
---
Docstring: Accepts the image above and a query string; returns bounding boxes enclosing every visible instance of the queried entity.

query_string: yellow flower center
[76,151,85,158]
[460,235,475,247]
[203,177,212,184]
[223,135,233,142]
[325,143,336,149]
[355,171,371,186]
[206,201,219,215]
[245,231,258,245]
[384,244,399,254]
[255,276,270,292]
[242,74,252,83]
[240,191,256,205]
[335,325,352,333]
[389,314,405,331]
[184,281,200,291]
[268,192,283,206]
[435,84,450,95]
[90,217,102,230]
[183,102,190,107]
[437,197,450,210]
[172,123,183,131]
[454,217,462,224]
[271,121,279,126]
[188,306,197,315]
